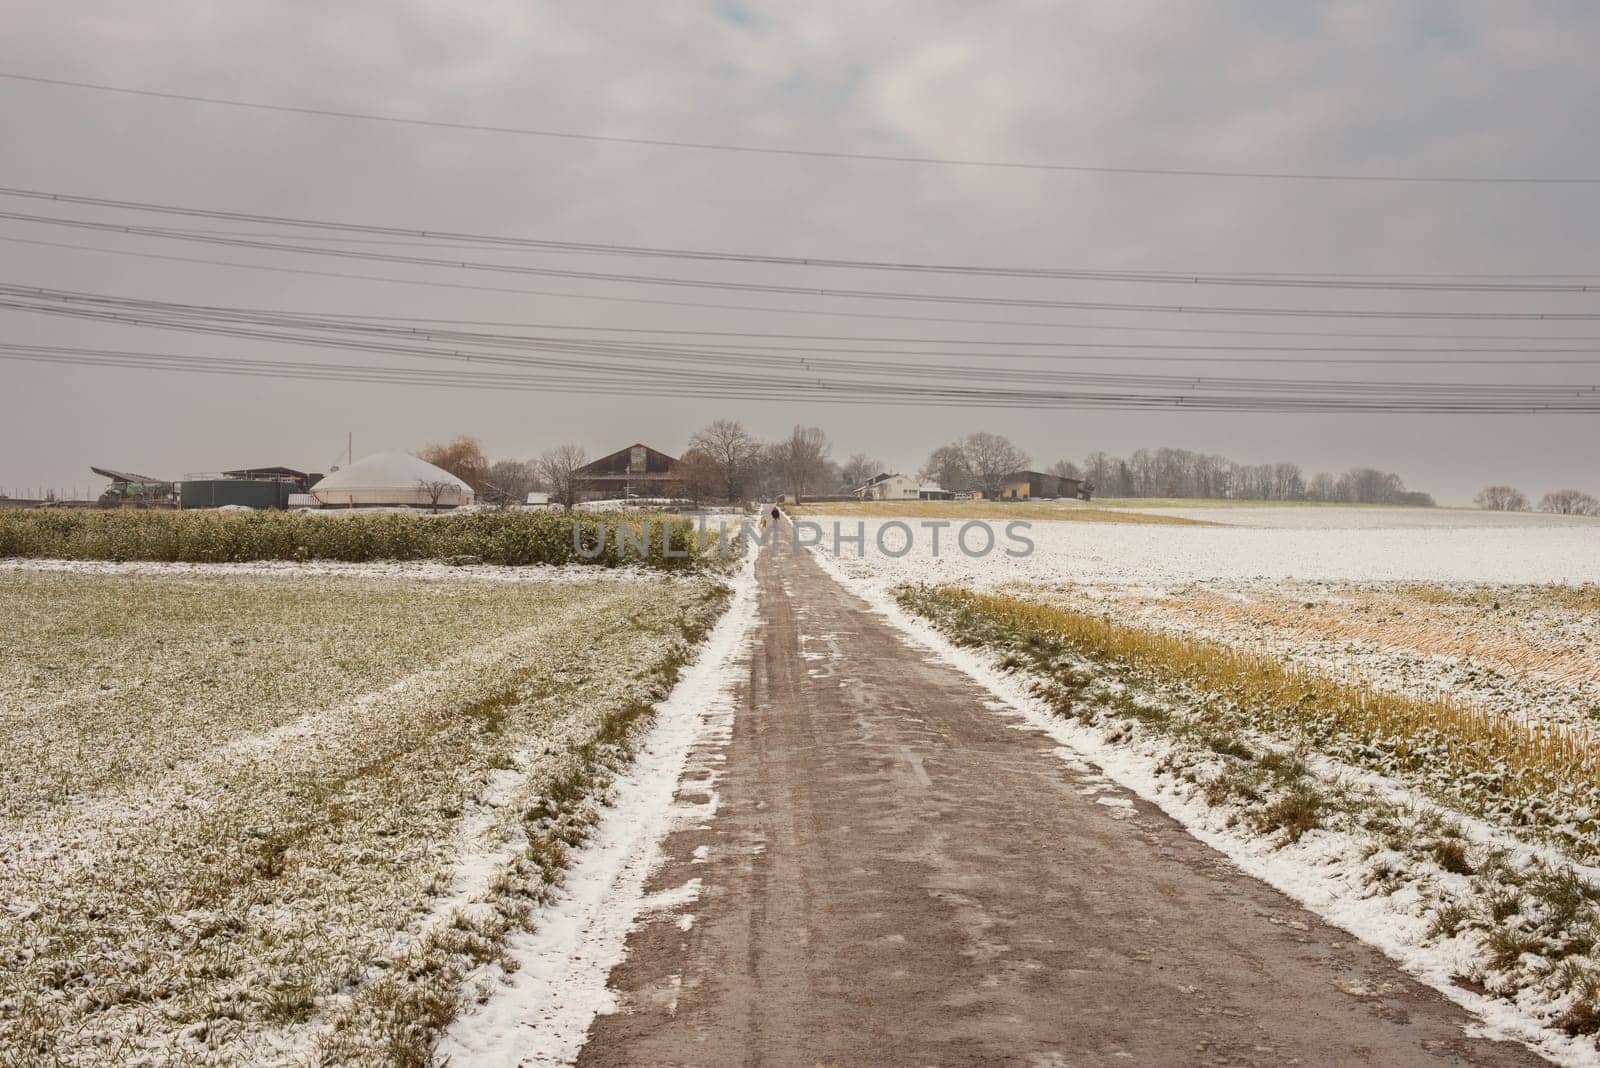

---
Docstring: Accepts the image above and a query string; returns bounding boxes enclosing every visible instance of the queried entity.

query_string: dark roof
[91,466,171,486]
[1008,470,1083,483]
[222,466,310,480]
[575,443,680,478]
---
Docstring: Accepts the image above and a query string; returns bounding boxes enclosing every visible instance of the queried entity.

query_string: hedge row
[0,509,709,570]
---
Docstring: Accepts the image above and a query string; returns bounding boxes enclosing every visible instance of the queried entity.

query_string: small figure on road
[771,506,780,521]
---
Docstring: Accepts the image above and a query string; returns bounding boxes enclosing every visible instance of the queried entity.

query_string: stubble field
[0,564,727,1066]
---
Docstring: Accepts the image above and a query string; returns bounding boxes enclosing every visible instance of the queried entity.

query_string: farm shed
[221,466,322,489]
[179,466,323,510]
[91,466,177,507]
[993,471,1089,501]
[574,443,684,501]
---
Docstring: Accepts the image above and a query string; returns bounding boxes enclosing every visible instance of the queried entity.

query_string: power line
[4,70,1598,186]
[3,289,1596,415]
[4,187,1600,291]
[17,232,1600,346]
[10,283,1600,373]
[9,209,1600,321]
[5,342,1595,413]
[13,283,1600,377]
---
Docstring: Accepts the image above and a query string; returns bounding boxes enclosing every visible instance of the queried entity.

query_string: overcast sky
[2,0,1597,504]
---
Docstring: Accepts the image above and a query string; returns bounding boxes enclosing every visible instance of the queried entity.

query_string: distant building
[179,466,323,510]
[989,471,1090,501]
[307,451,473,508]
[573,443,683,501]
[91,467,177,507]
[855,472,955,501]
[854,472,917,500]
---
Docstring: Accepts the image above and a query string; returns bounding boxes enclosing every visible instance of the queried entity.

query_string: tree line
[1070,447,1434,505]
[1474,485,1599,516]
[414,424,846,508]
[414,429,1442,508]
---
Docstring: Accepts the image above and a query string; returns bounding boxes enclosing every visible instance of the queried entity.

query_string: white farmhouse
[854,473,954,501]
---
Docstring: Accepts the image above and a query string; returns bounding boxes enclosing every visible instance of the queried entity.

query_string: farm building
[574,443,683,501]
[855,473,916,500]
[307,451,473,508]
[91,466,177,507]
[990,471,1091,501]
[179,466,322,510]
[853,473,954,501]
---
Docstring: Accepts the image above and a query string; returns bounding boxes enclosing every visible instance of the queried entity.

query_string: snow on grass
[0,557,693,585]
[0,567,729,1065]
[1132,505,1600,530]
[437,554,756,1067]
[806,546,1600,1065]
[786,499,1211,525]
[1016,581,1600,734]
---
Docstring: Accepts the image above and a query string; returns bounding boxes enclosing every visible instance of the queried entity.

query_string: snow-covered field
[1134,505,1600,530]
[805,505,1600,736]
[0,564,728,1065]
[806,506,1600,587]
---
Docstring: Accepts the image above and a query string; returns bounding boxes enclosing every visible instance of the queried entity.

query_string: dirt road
[575,536,1544,1067]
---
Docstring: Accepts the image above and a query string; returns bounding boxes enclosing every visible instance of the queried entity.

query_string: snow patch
[436,555,755,1067]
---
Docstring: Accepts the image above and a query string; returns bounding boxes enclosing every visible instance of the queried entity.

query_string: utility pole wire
[4,70,1600,186]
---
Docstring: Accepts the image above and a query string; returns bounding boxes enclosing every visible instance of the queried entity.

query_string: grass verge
[902,586,1598,840]
[896,583,1600,1044]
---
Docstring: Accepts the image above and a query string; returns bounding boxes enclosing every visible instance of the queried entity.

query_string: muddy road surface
[575,536,1543,1067]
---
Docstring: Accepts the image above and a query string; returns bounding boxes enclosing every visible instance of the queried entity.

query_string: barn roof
[91,466,171,486]
[222,466,310,480]
[575,443,680,478]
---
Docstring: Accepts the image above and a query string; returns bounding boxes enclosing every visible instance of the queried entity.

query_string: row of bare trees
[418,423,846,509]
[417,436,590,508]
[1475,485,1599,515]
[918,433,1034,498]
[1075,447,1433,505]
[678,421,836,503]
[421,429,1466,510]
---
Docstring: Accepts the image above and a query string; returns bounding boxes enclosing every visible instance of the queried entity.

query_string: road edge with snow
[805,546,1596,1068]
[435,554,756,1067]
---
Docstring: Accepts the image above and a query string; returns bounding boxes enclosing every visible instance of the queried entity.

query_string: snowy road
[566,530,1545,1067]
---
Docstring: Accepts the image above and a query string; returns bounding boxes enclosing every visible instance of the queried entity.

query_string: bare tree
[772,425,832,503]
[417,479,456,514]
[919,443,971,493]
[838,453,884,491]
[676,447,722,504]
[1047,458,1082,480]
[961,432,1030,499]
[686,419,762,502]
[538,445,589,510]
[1306,471,1340,502]
[418,436,489,490]
[1538,489,1599,516]
[482,458,541,506]
[1474,484,1529,511]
